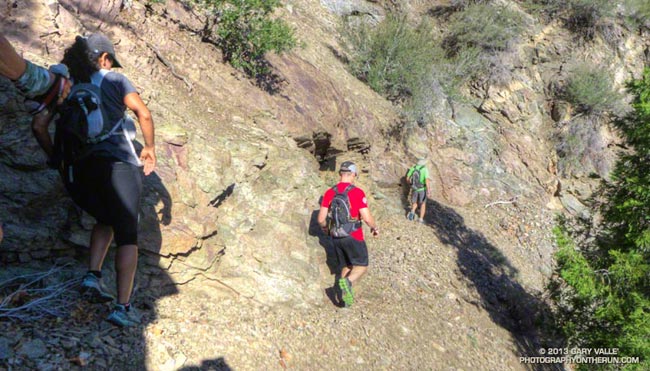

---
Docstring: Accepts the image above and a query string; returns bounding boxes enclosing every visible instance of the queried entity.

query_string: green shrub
[624,0,650,29]
[522,0,617,40]
[565,0,616,40]
[553,227,600,301]
[563,64,621,115]
[343,14,486,124]
[343,15,437,102]
[343,5,525,124]
[192,0,296,77]
[444,3,525,56]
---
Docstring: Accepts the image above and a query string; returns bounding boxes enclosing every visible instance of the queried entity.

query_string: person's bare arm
[0,34,26,80]
[31,110,55,157]
[426,178,432,198]
[359,208,379,236]
[124,92,156,175]
[317,206,329,234]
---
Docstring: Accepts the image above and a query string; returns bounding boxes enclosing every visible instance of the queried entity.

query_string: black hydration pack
[327,184,362,238]
[50,71,124,184]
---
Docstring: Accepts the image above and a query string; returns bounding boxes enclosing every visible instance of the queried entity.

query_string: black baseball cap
[86,33,122,68]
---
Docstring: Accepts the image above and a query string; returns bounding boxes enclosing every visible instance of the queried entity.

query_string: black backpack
[410,165,424,190]
[50,71,124,184]
[327,184,362,238]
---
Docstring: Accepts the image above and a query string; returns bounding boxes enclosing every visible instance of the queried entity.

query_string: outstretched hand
[140,146,156,176]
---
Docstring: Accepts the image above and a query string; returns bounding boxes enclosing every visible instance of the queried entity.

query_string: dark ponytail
[61,36,100,83]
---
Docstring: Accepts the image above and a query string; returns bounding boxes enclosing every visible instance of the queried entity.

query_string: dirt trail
[143,210,544,370]
[0,203,551,370]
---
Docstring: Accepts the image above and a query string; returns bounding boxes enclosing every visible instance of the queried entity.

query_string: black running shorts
[333,237,369,267]
[411,190,426,204]
[66,157,143,246]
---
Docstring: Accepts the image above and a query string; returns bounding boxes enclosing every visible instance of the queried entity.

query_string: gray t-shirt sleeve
[87,71,142,166]
[102,71,137,123]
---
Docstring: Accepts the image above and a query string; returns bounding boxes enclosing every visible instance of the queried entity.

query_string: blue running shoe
[107,304,140,327]
[80,273,114,303]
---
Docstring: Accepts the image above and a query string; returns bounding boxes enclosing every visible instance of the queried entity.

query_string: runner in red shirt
[317,161,378,307]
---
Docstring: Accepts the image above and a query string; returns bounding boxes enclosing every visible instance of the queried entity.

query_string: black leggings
[66,157,143,246]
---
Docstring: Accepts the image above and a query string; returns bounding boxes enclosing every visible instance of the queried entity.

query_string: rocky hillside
[0,0,648,369]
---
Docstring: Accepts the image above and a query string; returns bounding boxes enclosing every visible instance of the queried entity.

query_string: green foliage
[552,68,650,367]
[343,15,437,102]
[624,0,650,29]
[603,69,650,250]
[193,0,296,77]
[563,64,622,115]
[343,5,525,124]
[553,227,600,301]
[444,4,525,55]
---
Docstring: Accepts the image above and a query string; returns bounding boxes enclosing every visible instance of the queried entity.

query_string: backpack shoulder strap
[342,184,355,196]
[90,69,110,88]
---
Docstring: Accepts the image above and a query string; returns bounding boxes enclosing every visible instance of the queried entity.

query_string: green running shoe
[338,277,354,307]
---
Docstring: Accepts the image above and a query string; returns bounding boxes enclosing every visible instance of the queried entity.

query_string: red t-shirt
[321,182,368,241]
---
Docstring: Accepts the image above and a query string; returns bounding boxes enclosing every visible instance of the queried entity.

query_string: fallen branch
[484,196,519,208]
[39,31,61,38]
[145,41,193,92]
[0,265,80,321]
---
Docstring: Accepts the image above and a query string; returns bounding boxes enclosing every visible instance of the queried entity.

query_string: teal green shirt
[407,165,429,192]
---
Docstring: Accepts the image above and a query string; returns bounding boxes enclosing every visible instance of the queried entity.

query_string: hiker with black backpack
[317,161,378,308]
[31,34,156,327]
[406,159,432,223]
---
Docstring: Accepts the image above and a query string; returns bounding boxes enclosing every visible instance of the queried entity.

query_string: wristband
[15,60,52,97]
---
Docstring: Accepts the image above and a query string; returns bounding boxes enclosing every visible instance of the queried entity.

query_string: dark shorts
[65,157,143,246]
[411,190,426,204]
[332,237,369,267]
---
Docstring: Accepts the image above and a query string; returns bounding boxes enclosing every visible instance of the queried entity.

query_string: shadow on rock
[423,199,559,369]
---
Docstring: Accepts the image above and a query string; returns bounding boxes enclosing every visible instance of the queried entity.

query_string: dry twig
[0,265,80,321]
[484,196,519,208]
